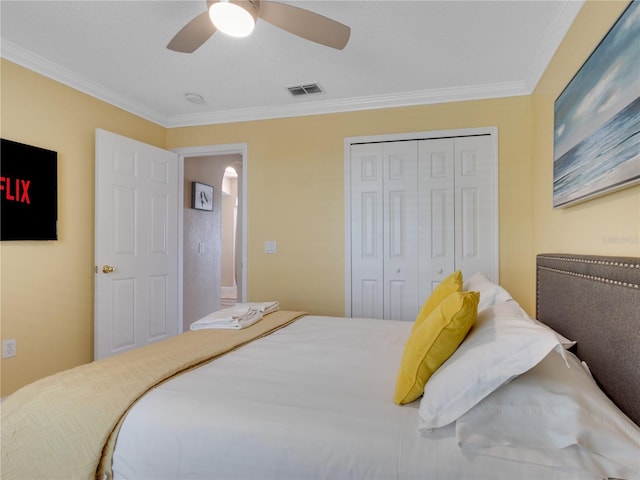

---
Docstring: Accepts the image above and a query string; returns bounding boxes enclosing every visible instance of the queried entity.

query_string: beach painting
[553,1,640,208]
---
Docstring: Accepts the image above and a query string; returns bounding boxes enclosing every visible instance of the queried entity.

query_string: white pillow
[456,350,640,480]
[418,301,566,430]
[465,272,576,348]
[462,272,512,311]
[527,316,576,349]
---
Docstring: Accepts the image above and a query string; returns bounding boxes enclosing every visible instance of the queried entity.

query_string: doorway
[174,144,247,333]
[221,166,239,307]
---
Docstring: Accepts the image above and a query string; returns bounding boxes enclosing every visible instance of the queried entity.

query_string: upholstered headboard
[536,254,640,427]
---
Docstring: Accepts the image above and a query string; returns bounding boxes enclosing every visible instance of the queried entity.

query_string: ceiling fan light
[209,1,256,38]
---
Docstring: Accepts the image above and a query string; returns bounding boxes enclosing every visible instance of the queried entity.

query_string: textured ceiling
[0,0,584,127]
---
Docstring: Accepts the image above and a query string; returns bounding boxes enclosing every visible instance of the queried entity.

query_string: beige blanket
[1,310,306,480]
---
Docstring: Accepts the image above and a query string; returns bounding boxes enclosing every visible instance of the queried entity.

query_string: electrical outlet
[2,339,16,358]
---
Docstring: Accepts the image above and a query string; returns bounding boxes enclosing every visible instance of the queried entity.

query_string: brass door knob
[102,265,115,274]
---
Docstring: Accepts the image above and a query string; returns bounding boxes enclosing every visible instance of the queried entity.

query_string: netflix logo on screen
[1,139,58,241]
[1,177,31,204]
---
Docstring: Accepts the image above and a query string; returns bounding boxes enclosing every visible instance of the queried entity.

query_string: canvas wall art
[553,1,640,208]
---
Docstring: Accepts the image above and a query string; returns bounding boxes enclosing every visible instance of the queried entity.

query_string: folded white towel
[240,301,279,315]
[190,309,262,330]
[189,302,279,330]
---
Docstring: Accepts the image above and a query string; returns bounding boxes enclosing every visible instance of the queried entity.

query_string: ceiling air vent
[287,83,323,97]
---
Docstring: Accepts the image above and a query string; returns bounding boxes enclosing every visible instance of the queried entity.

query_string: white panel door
[347,129,498,322]
[95,129,179,360]
[382,142,419,321]
[453,135,497,282]
[418,138,456,299]
[350,143,384,319]
[350,142,419,321]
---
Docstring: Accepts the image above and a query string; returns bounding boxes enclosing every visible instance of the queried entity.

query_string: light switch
[198,242,205,253]
[264,241,277,254]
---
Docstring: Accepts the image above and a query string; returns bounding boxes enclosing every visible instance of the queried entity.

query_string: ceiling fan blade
[258,1,350,50]
[167,11,217,53]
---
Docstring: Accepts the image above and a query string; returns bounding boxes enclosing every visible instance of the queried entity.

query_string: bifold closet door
[350,142,419,321]
[417,138,456,299]
[417,134,497,295]
[350,134,496,321]
[452,135,497,281]
[382,142,419,321]
[350,143,384,319]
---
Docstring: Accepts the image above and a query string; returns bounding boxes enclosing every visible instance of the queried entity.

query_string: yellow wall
[0,60,166,396]
[167,98,534,317]
[1,0,637,397]
[531,0,640,260]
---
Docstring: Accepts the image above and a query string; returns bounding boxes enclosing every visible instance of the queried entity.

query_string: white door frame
[344,127,498,317]
[172,143,248,333]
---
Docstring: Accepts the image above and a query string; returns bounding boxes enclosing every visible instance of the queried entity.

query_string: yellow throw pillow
[412,270,463,333]
[394,290,479,405]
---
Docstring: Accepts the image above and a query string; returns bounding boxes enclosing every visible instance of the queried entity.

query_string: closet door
[453,135,497,281]
[350,142,419,321]
[417,135,497,293]
[383,142,419,321]
[348,131,497,321]
[350,143,384,318]
[418,138,456,299]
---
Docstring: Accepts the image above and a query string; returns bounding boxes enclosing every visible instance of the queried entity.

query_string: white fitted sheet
[112,315,598,479]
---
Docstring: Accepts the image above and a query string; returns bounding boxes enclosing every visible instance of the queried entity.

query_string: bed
[2,253,639,480]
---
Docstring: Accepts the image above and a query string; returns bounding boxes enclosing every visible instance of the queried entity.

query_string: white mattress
[112,315,598,479]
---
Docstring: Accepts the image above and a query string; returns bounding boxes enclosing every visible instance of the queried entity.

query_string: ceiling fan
[167,0,351,53]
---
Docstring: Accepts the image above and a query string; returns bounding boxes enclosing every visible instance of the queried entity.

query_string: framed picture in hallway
[553,1,640,208]
[192,181,213,211]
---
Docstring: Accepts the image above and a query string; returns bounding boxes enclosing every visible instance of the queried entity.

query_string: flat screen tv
[1,138,58,240]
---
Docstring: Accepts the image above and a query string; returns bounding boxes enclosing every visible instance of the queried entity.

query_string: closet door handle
[395,268,401,274]
[437,268,443,274]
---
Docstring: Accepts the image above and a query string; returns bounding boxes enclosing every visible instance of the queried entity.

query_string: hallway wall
[183,155,240,330]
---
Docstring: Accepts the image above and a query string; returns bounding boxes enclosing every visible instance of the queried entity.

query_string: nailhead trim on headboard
[536,253,640,427]
[537,266,640,290]
[536,254,640,269]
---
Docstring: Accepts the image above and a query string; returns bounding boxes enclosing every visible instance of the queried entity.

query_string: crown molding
[0,40,528,129]
[2,0,582,130]
[166,81,530,127]
[1,40,169,126]
[523,0,584,91]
